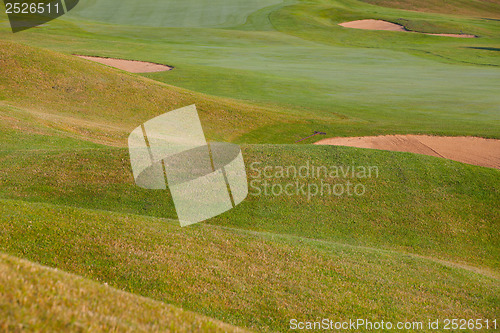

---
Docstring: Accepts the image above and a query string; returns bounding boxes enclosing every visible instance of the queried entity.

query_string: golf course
[0,0,499,331]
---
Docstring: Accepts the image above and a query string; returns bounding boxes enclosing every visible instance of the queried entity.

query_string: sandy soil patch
[315,135,500,169]
[76,56,173,73]
[339,19,476,38]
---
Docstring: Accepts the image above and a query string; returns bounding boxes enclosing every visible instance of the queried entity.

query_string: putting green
[69,0,286,27]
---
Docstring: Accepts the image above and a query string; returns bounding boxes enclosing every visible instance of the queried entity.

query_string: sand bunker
[339,19,476,38]
[339,19,406,32]
[315,135,500,169]
[76,56,172,73]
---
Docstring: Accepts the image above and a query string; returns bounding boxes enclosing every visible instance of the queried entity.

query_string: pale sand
[339,19,476,38]
[339,19,406,31]
[315,135,500,169]
[76,56,173,73]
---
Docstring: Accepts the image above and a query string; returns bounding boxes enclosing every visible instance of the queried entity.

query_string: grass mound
[0,40,304,145]
[1,40,498,275]
[0,199,498,332]
[0,252,244,332]
[1,144,498,274]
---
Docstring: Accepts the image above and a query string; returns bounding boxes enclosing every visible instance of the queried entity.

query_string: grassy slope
[0,40,307,146]
[1,1,500,141]
[1,145,498,273]
[0,199,498,332]
[0,40,498,272]
[0,2,499,330]
[359,0,500,19]
[0,253,244,332]
[0,103,103,151]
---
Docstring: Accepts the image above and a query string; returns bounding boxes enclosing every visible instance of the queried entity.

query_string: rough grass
[0,104,105,151]
[0,144,498,275]
[1,36,499,143]
[0,42,498,275]
[0,252,246,332]
[0,3,499,330]
[0,199,498,332]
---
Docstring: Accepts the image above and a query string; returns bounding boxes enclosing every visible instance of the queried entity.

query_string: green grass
[0,40,309,145]
[0,103,106,151]
[1,144,498,274]
[0,0,499,330]
[359,0,500,19]
[0,253,245,332]
[268,0,500,65]
[70,0,286,28]
[0,199,498,332]
[1,0,499,140]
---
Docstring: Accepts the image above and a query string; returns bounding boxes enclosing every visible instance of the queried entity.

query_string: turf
[0,43,498,275]
[0,253,244,332]
[1,0,500,141]
[0,0,499,330]
[359,0,500,19]
[0,40,304,145]
[70,0,286,28]
[0,199,498,332]
[1,144,498,273]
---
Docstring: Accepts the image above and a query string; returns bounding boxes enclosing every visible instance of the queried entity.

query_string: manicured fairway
[1,0,499,141]
[70,0,286,28]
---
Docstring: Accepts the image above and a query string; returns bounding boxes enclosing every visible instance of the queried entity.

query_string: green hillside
[1,0,499,141]
[0,253,244,332]
[0,0,499,331]
[0,40,301,145]
[0,144,498,273]
[0,40,498,331]
[0,199,498,332]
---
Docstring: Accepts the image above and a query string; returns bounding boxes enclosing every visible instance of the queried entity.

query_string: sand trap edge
[75,55,174,73]
[339,20,477,38]
[315,135,500,169]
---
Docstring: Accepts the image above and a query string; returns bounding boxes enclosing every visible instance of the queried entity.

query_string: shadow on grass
[465,47,500,52]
